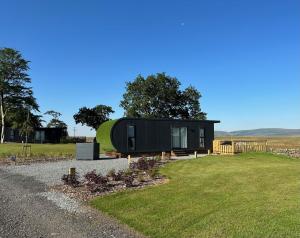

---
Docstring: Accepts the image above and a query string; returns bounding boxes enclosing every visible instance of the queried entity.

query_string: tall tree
[73,105,114,130]
[44,110,67,128]
[120,73,206,119]
[0,48,39,143]
[7,107,43,129]
[180,86,207,119]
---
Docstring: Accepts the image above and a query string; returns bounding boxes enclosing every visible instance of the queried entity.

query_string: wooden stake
[194,151,197,158]
[69,167,76,176]
[127,155,131,164]
[162,152,165,160]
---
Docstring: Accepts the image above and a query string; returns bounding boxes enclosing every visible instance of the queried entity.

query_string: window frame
[127,125,136,151]
[199,128,205,148]
[171,126,188,149]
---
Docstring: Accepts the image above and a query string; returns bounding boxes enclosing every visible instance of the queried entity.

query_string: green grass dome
[96,120,117,152]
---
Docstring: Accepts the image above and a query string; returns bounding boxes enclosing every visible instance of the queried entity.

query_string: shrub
[137,173,146,182]
[137,157,149,170]
[61,173,80,187]
[60,136,86,144]
[84,170,109,193]
[124,168,134,176]
[147,159,156,169]
[123,175,134,187]
[148,168,160,179]
[107,169,116,178]
[107,169,124,181]
[114,170,124,181]
[130,157,157,171]
[129,161,138,170]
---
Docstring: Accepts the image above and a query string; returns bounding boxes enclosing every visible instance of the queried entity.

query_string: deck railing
[213,140,268,154]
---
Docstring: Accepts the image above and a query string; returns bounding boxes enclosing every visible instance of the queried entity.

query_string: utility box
[76,143,99,160]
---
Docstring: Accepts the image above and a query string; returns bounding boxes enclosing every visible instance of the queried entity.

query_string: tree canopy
[0,47,39,143]
[44,110,67,128]
[120,73,206,120]
[73,105,114,130]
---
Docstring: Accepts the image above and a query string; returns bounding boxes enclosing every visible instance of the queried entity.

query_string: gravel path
[2,158,131,186]
[0,168,143,238]
[0,156,200,237]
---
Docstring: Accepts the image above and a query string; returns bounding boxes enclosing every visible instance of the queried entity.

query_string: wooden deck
[213,139,267,154]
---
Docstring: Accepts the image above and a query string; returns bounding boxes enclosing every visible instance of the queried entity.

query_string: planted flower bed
[55,157,167,201]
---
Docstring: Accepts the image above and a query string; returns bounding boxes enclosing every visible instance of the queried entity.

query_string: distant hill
[215,128,300,137]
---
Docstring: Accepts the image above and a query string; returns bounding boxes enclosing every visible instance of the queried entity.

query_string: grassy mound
[96,120,117,152]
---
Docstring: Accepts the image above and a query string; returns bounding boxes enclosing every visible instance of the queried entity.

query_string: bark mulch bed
[51,158,170,202]
[50,176,168,202]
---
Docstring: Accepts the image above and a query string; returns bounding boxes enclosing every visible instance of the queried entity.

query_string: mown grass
[0,143,75,159]
[91,153,300,238]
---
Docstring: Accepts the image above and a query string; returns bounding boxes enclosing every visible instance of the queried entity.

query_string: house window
[35,131,45,143]
[199,128,205,148]
[9,129,14,140]
[127,125,136,150]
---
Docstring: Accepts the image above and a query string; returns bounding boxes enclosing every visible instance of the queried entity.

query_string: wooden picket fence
[213,139,268,155]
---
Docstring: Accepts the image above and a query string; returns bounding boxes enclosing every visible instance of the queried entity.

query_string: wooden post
[127,155,131,164]
[162,152,165,160]
[194,151,197,158]
[208,149,211,155]
[69,167,76,177]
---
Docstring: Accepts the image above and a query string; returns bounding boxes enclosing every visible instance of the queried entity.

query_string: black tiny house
[5,127,67,143]
[97,118,220,154]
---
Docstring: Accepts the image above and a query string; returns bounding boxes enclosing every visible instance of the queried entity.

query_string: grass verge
[0,143,75,159]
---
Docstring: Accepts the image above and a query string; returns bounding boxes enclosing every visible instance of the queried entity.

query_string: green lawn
[0,143,75,158]
[91,153,300,238]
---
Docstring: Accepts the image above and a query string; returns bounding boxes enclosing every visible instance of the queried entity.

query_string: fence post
[162,152,165,160]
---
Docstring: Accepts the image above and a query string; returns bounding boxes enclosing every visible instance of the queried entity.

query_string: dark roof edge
[116,117,220,123]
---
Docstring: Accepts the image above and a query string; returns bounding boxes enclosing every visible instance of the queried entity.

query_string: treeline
[1,47,206,142]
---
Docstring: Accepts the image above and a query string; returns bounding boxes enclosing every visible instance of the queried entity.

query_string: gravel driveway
[1,155,200,237]
[2,158,131,186]
[0,169,143,238]
[0,158,145,238]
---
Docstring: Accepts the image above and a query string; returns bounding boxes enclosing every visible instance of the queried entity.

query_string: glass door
[180,127,187,148]
[172,127,187,149]
[172,127,180,148]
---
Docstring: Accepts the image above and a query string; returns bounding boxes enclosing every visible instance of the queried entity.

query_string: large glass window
[172,127,187,149]
[35,131,45,143]
[199,128,205,148]
[9,129,14,140]
[127,125,136,150]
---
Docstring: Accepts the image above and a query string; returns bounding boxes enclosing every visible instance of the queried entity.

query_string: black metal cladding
[5,127,67,143]
[111,118,220,154]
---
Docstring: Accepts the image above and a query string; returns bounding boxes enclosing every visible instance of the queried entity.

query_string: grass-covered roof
[96,120,117,152]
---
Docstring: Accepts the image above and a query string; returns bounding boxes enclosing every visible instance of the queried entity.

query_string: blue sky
[1,0,299,136]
